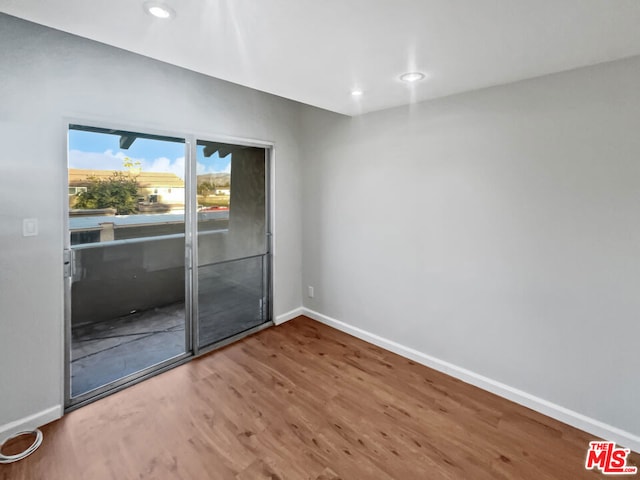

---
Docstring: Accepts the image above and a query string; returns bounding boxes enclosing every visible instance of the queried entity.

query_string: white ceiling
[2,0,640,116]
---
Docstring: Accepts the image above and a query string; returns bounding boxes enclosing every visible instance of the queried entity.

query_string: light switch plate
[23,218,38,237]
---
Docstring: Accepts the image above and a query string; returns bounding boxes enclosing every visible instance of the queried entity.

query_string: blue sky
[68,130,231,178]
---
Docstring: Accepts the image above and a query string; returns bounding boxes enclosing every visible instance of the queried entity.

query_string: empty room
[0,1,638,478]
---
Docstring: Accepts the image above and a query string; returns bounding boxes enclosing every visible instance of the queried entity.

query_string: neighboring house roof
[69,169,185,188]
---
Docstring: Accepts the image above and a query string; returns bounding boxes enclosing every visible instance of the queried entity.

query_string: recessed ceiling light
[351,89,364,97]
[400,72,426,83]
[144,2,175,19]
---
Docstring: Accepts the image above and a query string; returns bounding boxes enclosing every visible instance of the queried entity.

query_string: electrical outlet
[23,218,38,237]
[308,286,314,298]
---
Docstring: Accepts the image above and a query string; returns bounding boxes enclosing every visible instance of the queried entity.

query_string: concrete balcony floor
[71,285,266,398]
[71,303,186,397]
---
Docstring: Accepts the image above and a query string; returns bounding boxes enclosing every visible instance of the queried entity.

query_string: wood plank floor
[1,316,637,479]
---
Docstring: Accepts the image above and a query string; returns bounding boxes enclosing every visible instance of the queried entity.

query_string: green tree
[122,156,141,174]
[75,172,140,214]
[197,181,215,198]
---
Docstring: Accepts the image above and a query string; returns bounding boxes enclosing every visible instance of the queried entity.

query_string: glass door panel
[67,125,188,401]
[195,141,269,348]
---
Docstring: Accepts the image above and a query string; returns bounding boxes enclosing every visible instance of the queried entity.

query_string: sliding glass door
[195,141,269,349]
[66,126,189,403]
[65,125,271,407]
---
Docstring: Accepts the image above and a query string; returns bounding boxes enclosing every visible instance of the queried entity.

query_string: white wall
[0,14,303,435]
[300,56,640,446]
[2,10,639,452]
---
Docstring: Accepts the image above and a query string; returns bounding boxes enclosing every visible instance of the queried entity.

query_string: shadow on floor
[71,282,267,398]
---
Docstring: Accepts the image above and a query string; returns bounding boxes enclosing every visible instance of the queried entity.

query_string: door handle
[63,249,75,278]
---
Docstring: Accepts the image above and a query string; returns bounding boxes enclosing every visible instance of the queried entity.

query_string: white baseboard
[3,312,637,453]
[0,405,62,443]
[274,307,305,325]
[302,308,640,453]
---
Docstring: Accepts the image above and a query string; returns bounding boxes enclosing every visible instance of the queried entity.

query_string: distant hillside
[197,172,230,187]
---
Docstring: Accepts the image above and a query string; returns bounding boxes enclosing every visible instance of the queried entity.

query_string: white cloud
[68,149,124,171]
[69,149,188,179]
[69,148,232,178]
[196,159,231,175]
[147,156,185,179]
